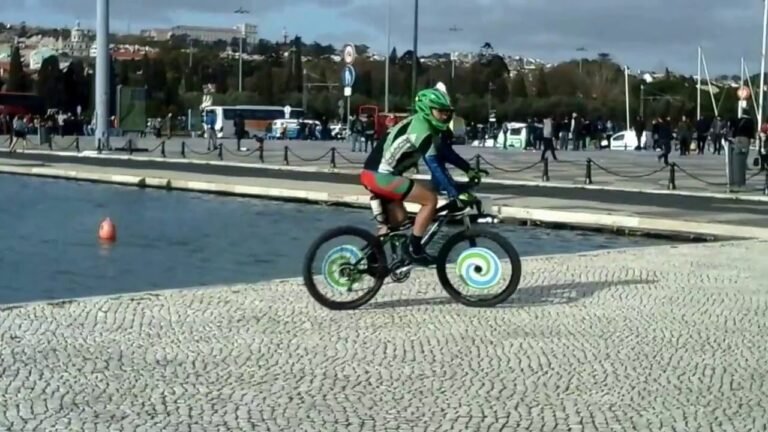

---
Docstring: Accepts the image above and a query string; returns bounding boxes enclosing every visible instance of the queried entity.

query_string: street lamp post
[758,0,768,141]
[384,0,391,112]
[487,82,495,119]
[411,0,419,109]
[235,7,250,93]
[95,0,110,149]
[576,47,587,73]
[449,26,462,90]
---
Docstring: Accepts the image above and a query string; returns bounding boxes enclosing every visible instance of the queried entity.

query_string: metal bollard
[128,139,133,155]
[541,157,550,182]
[218,143,223,160]
[474,154,481,172]
[330,147,337,169]
[258,145,264,163]
[284,146,289,165]
[667,163,677,190]
[584,158,593,185]
[96,138,102,154]
[181,141,186,158]
[75,137,80,153]
[764,170,768,196]
[161,140,166,158]
[48,137,53,150]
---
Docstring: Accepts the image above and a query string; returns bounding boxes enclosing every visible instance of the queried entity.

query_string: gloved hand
[467,168,489,184]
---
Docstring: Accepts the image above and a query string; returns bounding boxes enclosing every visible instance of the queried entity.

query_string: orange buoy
[98,217,117,242]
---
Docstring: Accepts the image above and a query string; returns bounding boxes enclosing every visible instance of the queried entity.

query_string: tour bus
[0,92,45,117]
[201,105,306,138]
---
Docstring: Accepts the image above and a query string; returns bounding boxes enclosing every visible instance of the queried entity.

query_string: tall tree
[6,45,29,92]
[534,68,549,97]
[292,36,304,93]
[389,47,398,65]
[62,59,88,115]
[36,55,63,109]
[510,73,528,98]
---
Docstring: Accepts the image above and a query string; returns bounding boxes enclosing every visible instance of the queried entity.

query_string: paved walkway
[2,154,767,240]
[1,240,766,431]
[4,135,767,195]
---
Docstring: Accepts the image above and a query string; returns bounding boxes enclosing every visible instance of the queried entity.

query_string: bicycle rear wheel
[435,228,521,307]
[302,226,387,310]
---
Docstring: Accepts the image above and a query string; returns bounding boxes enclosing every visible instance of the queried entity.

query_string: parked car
[600,130,649,150]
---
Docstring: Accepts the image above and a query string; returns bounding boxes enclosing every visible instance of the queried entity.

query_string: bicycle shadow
[364,278,651,310]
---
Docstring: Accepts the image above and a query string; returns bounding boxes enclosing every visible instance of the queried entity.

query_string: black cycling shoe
[404,246,436,268]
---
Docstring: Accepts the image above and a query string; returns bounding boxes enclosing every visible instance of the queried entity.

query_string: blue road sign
[342,65,356,87]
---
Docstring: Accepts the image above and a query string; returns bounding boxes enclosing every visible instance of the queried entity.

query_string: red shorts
[360,170,414,201]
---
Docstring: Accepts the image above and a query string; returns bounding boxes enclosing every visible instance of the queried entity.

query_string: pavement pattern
[1,240,767,431]
[4,135,766,195]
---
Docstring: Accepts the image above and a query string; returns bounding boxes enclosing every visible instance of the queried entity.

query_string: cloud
[15,0,768,73]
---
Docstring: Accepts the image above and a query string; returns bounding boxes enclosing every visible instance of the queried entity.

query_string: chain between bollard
[218,143,223,161]
[541,157,550,182]
[283,146,289,165]
[668,163,677,190]
[181,141,186,158]
[584,158,593,184]
[330,147,337,168]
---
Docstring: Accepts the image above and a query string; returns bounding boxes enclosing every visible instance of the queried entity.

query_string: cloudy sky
[5,0,768,75]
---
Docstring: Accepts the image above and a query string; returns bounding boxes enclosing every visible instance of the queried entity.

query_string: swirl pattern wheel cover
[455,247,502,290]
[322,245,363,291]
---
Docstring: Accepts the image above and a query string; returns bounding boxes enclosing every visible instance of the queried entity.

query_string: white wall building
[140,24,259,44]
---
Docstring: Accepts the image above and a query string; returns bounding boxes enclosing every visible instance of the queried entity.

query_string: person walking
[656,116,673,166]
[541,115,558,161]
[9,115,29,153]
[677,115,692,156]
[695,116,709,155]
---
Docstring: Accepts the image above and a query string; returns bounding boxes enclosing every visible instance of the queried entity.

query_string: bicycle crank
[389,260,413,283]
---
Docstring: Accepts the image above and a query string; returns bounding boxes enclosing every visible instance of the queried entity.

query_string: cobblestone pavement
[4,134,766,195]
[1,240,767,431]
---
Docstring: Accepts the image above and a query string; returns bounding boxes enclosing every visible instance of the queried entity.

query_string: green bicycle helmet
[414,88,453,131]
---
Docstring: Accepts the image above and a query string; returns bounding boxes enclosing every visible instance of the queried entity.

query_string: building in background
[140,24,258,44]
[59,21,92,57]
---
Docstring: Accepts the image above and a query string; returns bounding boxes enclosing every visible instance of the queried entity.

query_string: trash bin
[38,127,51,147]
[729,137,750,188]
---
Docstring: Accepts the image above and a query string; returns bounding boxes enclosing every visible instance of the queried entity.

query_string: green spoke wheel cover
[456,247,502,290]
[322,245,364,291]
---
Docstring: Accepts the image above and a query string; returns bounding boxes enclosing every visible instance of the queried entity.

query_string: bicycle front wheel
[435,228,522,307]
[302,226,387,310]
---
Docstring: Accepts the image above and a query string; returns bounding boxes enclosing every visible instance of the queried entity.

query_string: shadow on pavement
[364,278,650,310]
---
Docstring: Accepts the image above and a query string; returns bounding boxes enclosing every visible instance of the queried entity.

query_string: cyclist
[360,87,485,266]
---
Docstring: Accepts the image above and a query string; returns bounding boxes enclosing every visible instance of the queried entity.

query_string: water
[0,176,672,305]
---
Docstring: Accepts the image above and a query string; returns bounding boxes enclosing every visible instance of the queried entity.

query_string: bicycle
[302,179,522,310]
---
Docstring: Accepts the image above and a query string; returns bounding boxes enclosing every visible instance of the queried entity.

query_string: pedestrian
[677,115,692,156]
[695,116,709,155]
[633,116,645,151]
[729,109,755,190]
[541,115,558,161]
[9,115,29,153]
[656,116,673,166]
[710,115,724,155]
